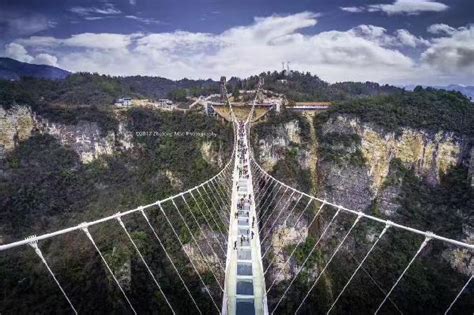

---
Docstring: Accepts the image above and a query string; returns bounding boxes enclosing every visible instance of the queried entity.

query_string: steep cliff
[251,90,473,313]
[0,105,134,163]
[0,104,232,314]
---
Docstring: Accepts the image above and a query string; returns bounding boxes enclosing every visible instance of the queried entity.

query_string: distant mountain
[404,84,474,101]
[0,57,71,81]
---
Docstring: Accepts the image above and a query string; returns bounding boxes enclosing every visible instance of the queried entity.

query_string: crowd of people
[233,122,257,251]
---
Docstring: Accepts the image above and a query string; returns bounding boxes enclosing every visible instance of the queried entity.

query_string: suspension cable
[156,203,222,313]
[295,213,363,313]
[260,193,302,245]
[259,186,287,224]
[260,190,295,232]
[27,237,78,314]
[264,201,323,275]
[81,225,137,314]
[250,158,473,250]
[374,234,432,314]
[179,194,226,270]
[192,190,227,241]
[444,274,473,314]
[187,192,227,254]
[271,208,341,313]
[257,182,280,216]
[116,216,175,314]
[262,198,314,260]
[140,209,202,314]
[327,222,391,314]
[170,200,225,290]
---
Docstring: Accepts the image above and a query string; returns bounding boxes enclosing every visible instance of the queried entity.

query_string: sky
[0,0,473,85]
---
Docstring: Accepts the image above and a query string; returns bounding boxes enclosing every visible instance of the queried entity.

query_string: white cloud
[70,3,121,17]
[341,0,449,15]
[421,25,474,75]
[64,33,134,49]
[427,23,460,35]
[4,43,58,67]
[349,25,429,48]
[4,13,473,85]
[0,13,56,37]
[368,0,449,15]
[124,15,160,25]
[5,43,33,62]
[395,29,430,47]
[340,6,365,13]
[33,53,58,66]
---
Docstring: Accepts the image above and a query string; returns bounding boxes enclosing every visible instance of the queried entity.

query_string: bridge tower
[220,76,227,102]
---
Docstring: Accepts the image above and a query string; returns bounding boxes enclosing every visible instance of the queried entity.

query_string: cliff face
[0,106,134,163]
[252,111,473,310]
[256,113,471,219]
[318,115,470,212]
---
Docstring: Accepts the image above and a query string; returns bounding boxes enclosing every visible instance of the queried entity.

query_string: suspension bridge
[0,86,473,314]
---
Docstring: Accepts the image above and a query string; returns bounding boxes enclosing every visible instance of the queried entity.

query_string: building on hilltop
[289,102,332,111]
[155,98,177,110]
[115,97,132,107]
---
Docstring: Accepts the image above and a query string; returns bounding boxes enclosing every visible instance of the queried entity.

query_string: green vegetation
[317,133,366,166]
[0,107,231,314]
[254,86,473,314]
[319,87,474,136]
[252,109,313,192]
[382,158,472,238]
[229,71,402,102]
[0,72,219,108]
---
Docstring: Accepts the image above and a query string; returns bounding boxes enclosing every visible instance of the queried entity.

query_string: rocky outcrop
[201,140,226,168]
[0,105,133,163]
[318,115,470,210]
[36,119,118,163]
[256,120,311,170]
[0,106,35,156]
[253,112,474,287]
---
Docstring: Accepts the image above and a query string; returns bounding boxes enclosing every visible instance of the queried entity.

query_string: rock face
[36,119,118,163]
[318,115,470,211]
[0,105,133,163]
[0,106,35,153]
[256,120,311,170]
[253,112,474,287]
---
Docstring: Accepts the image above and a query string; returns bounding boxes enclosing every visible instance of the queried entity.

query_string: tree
[232,86,240,101]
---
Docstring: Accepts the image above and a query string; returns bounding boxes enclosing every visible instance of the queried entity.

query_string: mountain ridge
[0,57,71,80]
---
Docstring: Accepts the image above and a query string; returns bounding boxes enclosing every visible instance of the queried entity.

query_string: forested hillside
[0,100,232,313]
[251,88,473,314]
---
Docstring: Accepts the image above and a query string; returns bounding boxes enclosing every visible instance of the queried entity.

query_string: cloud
[0,12,56,37]
[4,13,473,85]
[349,25,429,47]
[17,33,135,50]
[64,33,134,49]
[427,23,460,35]
[340,0,449,15]
[69,3,121,17]
[5,43,33,62]
[32,53,58,66]
[421,25,474,74]
[125,15,160,25]
[4,43,57,66]
[395,29,430,47]
[340,7,365,13]
[368,0,448,15]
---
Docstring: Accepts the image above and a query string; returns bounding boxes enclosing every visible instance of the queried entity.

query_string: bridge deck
[223,123,268,315]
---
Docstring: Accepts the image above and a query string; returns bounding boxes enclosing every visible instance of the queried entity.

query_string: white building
[156,99,177,110]
[115,97,132,107]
